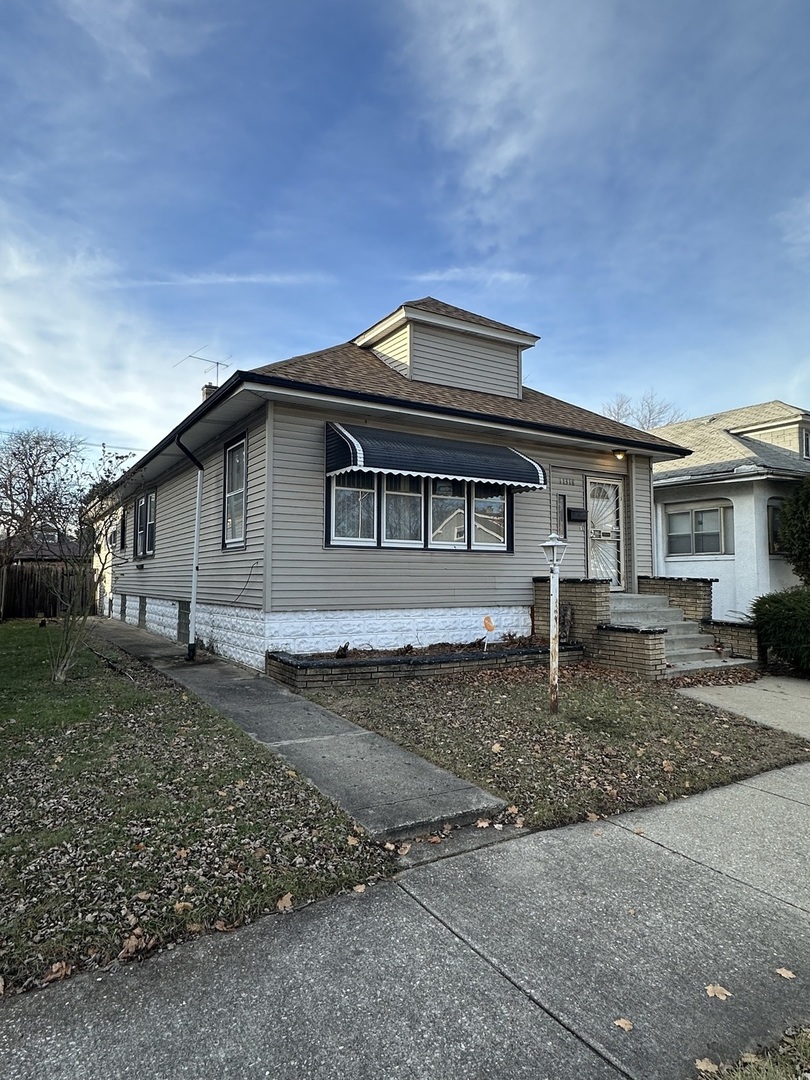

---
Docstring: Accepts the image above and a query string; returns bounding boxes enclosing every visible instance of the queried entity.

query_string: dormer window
[803,429,810,458]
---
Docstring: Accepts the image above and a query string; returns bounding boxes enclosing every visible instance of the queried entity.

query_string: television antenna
[174,345,232,386]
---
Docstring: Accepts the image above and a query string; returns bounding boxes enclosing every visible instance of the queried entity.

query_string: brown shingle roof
[249,341,687,455]
[403,296,535,337]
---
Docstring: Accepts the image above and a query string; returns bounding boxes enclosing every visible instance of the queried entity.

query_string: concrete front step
[610,593,754,676]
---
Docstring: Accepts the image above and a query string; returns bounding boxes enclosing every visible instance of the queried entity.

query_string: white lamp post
[541,532,568,714]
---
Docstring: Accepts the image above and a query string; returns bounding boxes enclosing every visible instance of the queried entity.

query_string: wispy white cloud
[118,271,335,288]
[407,267,531,286]
[0,229,202,447]
[775,191,810,259]
[57,0,217,77]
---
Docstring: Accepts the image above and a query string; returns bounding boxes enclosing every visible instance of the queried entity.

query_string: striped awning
[325,422,546,489]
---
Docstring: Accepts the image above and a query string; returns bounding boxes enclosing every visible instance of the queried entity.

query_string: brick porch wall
[637,576,715,621]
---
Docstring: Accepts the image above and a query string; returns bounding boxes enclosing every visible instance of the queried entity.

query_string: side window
[134,493,156,557]
[223,437,247,547]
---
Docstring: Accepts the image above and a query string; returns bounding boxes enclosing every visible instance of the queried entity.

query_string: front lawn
[0,621,391,995]
[306,663,810,830]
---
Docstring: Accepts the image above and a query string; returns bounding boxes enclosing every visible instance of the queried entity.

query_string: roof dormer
[353,297,538,400]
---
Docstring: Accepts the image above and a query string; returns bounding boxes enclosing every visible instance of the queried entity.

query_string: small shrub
[751,587,810,673]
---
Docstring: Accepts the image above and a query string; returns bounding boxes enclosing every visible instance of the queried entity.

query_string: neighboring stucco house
[652,401,810,621]
[109,298,688,670]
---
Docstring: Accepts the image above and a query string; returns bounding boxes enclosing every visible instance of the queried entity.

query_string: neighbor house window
[430,479,467,547]
[134,493,156,557]
[119,510,126,551]
[383,474,423,545]
[332,472,377,544]
[803,430,810,459]
[666,505,733,556]
[223,437,247,547]
[472,483,507,549]
[768,499,785,554]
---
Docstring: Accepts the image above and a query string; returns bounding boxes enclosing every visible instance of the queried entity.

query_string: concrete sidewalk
[87,618,505,840]
[3,761,809,1079]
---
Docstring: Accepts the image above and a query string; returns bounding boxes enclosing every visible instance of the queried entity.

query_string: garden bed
[266,642,584,690]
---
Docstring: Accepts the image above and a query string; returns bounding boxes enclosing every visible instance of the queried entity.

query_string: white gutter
[175,436,204,661]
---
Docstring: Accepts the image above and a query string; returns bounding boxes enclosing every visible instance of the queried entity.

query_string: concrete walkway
[678,675,810,739]
[86,618,505,840]
[3,623,809,1079]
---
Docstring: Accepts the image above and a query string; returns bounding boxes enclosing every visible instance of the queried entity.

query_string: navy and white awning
[325,422,546,489]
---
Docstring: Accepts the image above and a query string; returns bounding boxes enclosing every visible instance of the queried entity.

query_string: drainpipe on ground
[174,436,204,661]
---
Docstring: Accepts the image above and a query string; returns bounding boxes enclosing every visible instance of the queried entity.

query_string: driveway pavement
[3,624,808,1079]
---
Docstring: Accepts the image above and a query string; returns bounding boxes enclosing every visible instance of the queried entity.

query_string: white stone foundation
[110,595,532,671]
[265,606,532,657]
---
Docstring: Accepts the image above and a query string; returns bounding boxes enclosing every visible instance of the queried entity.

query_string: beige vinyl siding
[630,454,654,577]
[372,324,410,376]
[269,407,639,611]
[410,324,521,398]
[113,409,266,608]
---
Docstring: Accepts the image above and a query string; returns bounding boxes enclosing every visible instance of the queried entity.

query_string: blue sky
[2,0,810,453]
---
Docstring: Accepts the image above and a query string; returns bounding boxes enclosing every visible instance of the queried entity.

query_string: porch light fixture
[541,532,568,715]
[611,449,626,461]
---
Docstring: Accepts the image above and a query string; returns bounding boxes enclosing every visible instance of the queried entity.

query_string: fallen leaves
[776,967,796,979]
[694,1058,719,1074]
[613,1017,634,1032]
[475,818,491,829]
[397,843,411,856]
[41,961,72,984]
[352,884,366,894]
[705,983,732,1001]
[276,893,293,912]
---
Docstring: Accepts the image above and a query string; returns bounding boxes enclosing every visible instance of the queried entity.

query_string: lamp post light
[541,532,568,715]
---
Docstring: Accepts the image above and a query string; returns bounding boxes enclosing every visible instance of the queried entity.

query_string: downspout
[175,436,204,661]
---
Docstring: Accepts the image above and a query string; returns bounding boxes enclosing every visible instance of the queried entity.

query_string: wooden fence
[0,563,96,620]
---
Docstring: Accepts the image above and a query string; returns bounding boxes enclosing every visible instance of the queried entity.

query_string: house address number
[556,478,576,486]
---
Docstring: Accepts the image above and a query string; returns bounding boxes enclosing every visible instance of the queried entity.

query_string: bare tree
[601,389,685,430]
[0,429,85,567]
[0,429,131,681]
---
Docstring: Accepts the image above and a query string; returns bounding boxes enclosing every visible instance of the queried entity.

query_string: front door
[586,478,624,589]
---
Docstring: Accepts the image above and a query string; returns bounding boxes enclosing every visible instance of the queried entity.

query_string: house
[651,401,810,621]
[108,298,689,670]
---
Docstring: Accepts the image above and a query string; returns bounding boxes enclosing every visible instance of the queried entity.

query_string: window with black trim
[430,479,466,547]
[223,437,247,547]
[329,472,511,551]
[134,493,155,557]
[118,509,126,551]
[472,483,506,549]
[383,475,423,545]
[332,472,377,544]
[803,430,810,459]
[666,504,734,556]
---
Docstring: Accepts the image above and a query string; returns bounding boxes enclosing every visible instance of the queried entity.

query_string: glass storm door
[586,478,624,589]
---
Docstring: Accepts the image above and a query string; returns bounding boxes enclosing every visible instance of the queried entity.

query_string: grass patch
[305,663,810,830]
[695,1026,810,1077]
[0,621,392,995]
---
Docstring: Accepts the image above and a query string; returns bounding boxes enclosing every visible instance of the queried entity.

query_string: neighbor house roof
[652,401,810,483]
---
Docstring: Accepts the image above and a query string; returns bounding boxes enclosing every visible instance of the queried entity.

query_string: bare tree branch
[602,390,685,430]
